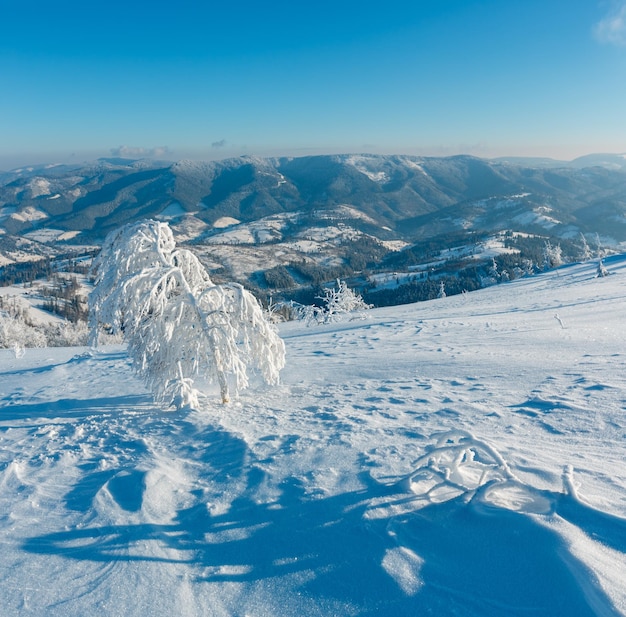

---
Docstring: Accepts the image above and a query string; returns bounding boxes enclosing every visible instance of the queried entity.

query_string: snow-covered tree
[489,258,499,281]
[596,258,609,278]
[594,233,606,258]
[542,241,563,270]
[89,220,286,408]
[437,281,446,298]
[579,233,594,262]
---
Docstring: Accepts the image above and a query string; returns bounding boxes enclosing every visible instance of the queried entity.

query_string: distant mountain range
[492,152,626,170]
[1,153,625,305]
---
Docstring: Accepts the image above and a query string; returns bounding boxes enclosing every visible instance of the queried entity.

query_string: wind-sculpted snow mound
[366,429,552,518]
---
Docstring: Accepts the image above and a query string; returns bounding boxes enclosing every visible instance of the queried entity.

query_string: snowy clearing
[1,257,626,615]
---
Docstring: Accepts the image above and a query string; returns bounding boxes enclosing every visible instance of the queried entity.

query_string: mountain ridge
[1,152,625,306]
[3,152,626,237]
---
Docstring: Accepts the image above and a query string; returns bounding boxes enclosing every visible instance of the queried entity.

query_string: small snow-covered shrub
[264,297,303,323]
[300,303,325,326]
[294,279,372,326]
[89,220,286,408]
[45,320,90,347]
[596,259,609,278]
[318,279,371,323]
[0,312,47,350]
[0,312,90,351]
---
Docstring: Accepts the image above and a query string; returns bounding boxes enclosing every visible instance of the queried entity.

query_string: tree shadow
[22,454,625,616]
[0,395,154,420]
[387,494,624,616]
[554,493,626,554]
[0,349,129,378]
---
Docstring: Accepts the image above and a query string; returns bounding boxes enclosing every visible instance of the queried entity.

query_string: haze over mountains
[1,153,625,304]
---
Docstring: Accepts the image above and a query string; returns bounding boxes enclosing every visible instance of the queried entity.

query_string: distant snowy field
[1,257,626,616]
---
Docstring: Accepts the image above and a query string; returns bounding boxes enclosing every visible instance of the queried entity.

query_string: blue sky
[1,0,625,168]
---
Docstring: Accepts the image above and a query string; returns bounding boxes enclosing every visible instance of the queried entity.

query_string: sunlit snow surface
[1,257,626,616]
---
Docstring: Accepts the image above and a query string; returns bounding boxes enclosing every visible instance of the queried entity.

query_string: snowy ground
[1,257,626,616]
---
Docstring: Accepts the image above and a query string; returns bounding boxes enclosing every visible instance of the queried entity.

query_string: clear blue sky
[1,0,625,168]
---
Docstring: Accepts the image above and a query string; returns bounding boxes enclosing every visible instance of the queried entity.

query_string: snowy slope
[1,257,626,616]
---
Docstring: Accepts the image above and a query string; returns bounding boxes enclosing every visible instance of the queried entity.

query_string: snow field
[1,256,626,615]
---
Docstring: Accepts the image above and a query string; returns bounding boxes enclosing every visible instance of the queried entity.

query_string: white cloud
[110,145,171,159]
[594,1,626,46]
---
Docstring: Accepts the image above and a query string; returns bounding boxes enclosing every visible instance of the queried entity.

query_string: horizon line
[3,149,626,172]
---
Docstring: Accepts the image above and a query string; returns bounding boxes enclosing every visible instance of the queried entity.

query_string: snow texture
[1,256,626,615]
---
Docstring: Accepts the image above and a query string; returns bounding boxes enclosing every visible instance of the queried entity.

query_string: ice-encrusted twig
[397,430,519,500]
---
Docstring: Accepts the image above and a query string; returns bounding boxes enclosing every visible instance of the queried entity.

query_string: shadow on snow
[22,431,626,617]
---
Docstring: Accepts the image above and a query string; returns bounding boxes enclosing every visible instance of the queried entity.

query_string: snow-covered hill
[1,256,626,616]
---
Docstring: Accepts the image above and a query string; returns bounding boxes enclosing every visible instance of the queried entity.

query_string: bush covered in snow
[264,279,371,326]
[0,315,89,350]
[0,311,47,349]
[292,279,372,325]
[319,279,372,321]
[0,296,89,351]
